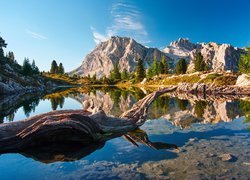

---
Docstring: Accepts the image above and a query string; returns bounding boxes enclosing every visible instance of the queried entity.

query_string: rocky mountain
[71,36,244,78]
[70,36,172,78]
[163,38,243,72]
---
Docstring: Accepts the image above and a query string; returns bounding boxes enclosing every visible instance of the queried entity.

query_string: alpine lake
[0,86,249,179]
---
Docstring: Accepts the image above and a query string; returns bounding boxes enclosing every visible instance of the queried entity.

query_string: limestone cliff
[163,38,243,72]
[70,36,172,78]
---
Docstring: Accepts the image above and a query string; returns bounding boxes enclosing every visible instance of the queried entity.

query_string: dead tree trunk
[0,87,176,155]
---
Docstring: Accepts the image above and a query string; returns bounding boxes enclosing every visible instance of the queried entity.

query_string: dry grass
[42,73,79,85]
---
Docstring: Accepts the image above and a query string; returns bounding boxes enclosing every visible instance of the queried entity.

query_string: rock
[177,82,206,94]
[219,153,236,162]
[243,162,250,166]
[163,39,243,72]
[140,78,147,84]
[236,74,250,86]
[70,36,172,78]
[189,138,198,142]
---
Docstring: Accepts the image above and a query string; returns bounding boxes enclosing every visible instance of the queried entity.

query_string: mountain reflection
[0,86,249,164]
[0,86,249,129]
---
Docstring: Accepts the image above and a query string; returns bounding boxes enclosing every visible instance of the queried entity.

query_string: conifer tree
[58,63,65,74]
[0,36,7,64]
[175,58,187,74]
[31,60,39,74]
[6,51,15,63]
[135,58,145,82]
[239,47,250,73]
[50,60,58,74]
[110,63,121,81]
[194,52,206,71]
[152,58,159,76]
[146,67,153,78]
[22,58,33,75]
[161,56,168,74]
[121,69,128,80]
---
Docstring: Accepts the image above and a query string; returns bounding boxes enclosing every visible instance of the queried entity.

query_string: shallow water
[0,87,249,179]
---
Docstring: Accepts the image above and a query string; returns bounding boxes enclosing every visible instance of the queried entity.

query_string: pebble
[219,153,235,162]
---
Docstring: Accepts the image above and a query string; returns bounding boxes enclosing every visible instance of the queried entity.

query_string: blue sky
[1,0,250,71]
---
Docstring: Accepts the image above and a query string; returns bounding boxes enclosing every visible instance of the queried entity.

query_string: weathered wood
[0,87,176,155]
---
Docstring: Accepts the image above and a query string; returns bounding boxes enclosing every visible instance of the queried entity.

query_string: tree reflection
[176,98,189,111]
[194,100,207,118]
[148,96,169,119]
[0,116,3,124]
[6,112,15,122]
[240,100,250,130]
[22,99,40,117]
[109,88,121,105]
[50,96,65,110]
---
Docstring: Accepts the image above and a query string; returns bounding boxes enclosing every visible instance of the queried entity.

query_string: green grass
[145,74,201,86]
[213,75,237,86]
[42,73,79,85]
[199,73,222,84]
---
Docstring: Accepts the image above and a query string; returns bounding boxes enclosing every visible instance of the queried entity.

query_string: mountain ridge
[70,36,244,78]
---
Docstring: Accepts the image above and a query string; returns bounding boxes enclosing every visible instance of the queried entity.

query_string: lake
[0,86,249,179]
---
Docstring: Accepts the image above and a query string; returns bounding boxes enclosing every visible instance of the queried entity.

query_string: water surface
[0,87,249,179]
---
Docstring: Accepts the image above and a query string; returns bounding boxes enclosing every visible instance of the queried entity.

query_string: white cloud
[26,29,48,40]
[90,26,109,44]
[91,1,149,44]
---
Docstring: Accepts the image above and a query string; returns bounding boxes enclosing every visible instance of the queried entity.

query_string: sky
[1,0,250,72]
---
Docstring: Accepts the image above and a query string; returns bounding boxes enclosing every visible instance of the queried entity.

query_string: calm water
[0,87,249,179]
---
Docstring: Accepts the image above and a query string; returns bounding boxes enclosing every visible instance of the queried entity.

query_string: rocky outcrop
[70,36,172,78]
[71,37,243,78]
[0,63,72,95]
[163,38,243,72]
[236,74,250,86]
[176,82,250,95]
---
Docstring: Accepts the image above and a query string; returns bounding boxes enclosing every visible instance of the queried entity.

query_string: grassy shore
[43,71,244,89]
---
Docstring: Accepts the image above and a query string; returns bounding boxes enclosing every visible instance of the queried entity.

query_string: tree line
[50,60,65,74]
[86,51,211,84]
[1,36,40,76]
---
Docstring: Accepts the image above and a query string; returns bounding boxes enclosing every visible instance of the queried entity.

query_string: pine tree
[239,47,250,73]
[31,60,39,74]
[159,61,164,74]
[92,73,97,82]
[0,37,7,64]
[121,69,128,80]
[175,58,187,74]
[50,60,58,74]
[152,58,159,76]
[22,58,33,76]
[135,58,145,82]
[110,63,121,81]
[0,48,4,64]
[146,67,153,78]
[194,52,206,71]
[58,63,65,74]
[161,56,168,74]
[6,51,15,63]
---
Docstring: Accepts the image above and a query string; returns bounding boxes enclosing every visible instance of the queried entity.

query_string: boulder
[236,74,250,86]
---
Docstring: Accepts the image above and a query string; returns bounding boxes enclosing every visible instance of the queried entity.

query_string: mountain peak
[70,36,169,78]
[170,38,197,51]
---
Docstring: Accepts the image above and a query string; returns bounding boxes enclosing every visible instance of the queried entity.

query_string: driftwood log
[0,87,176,163]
